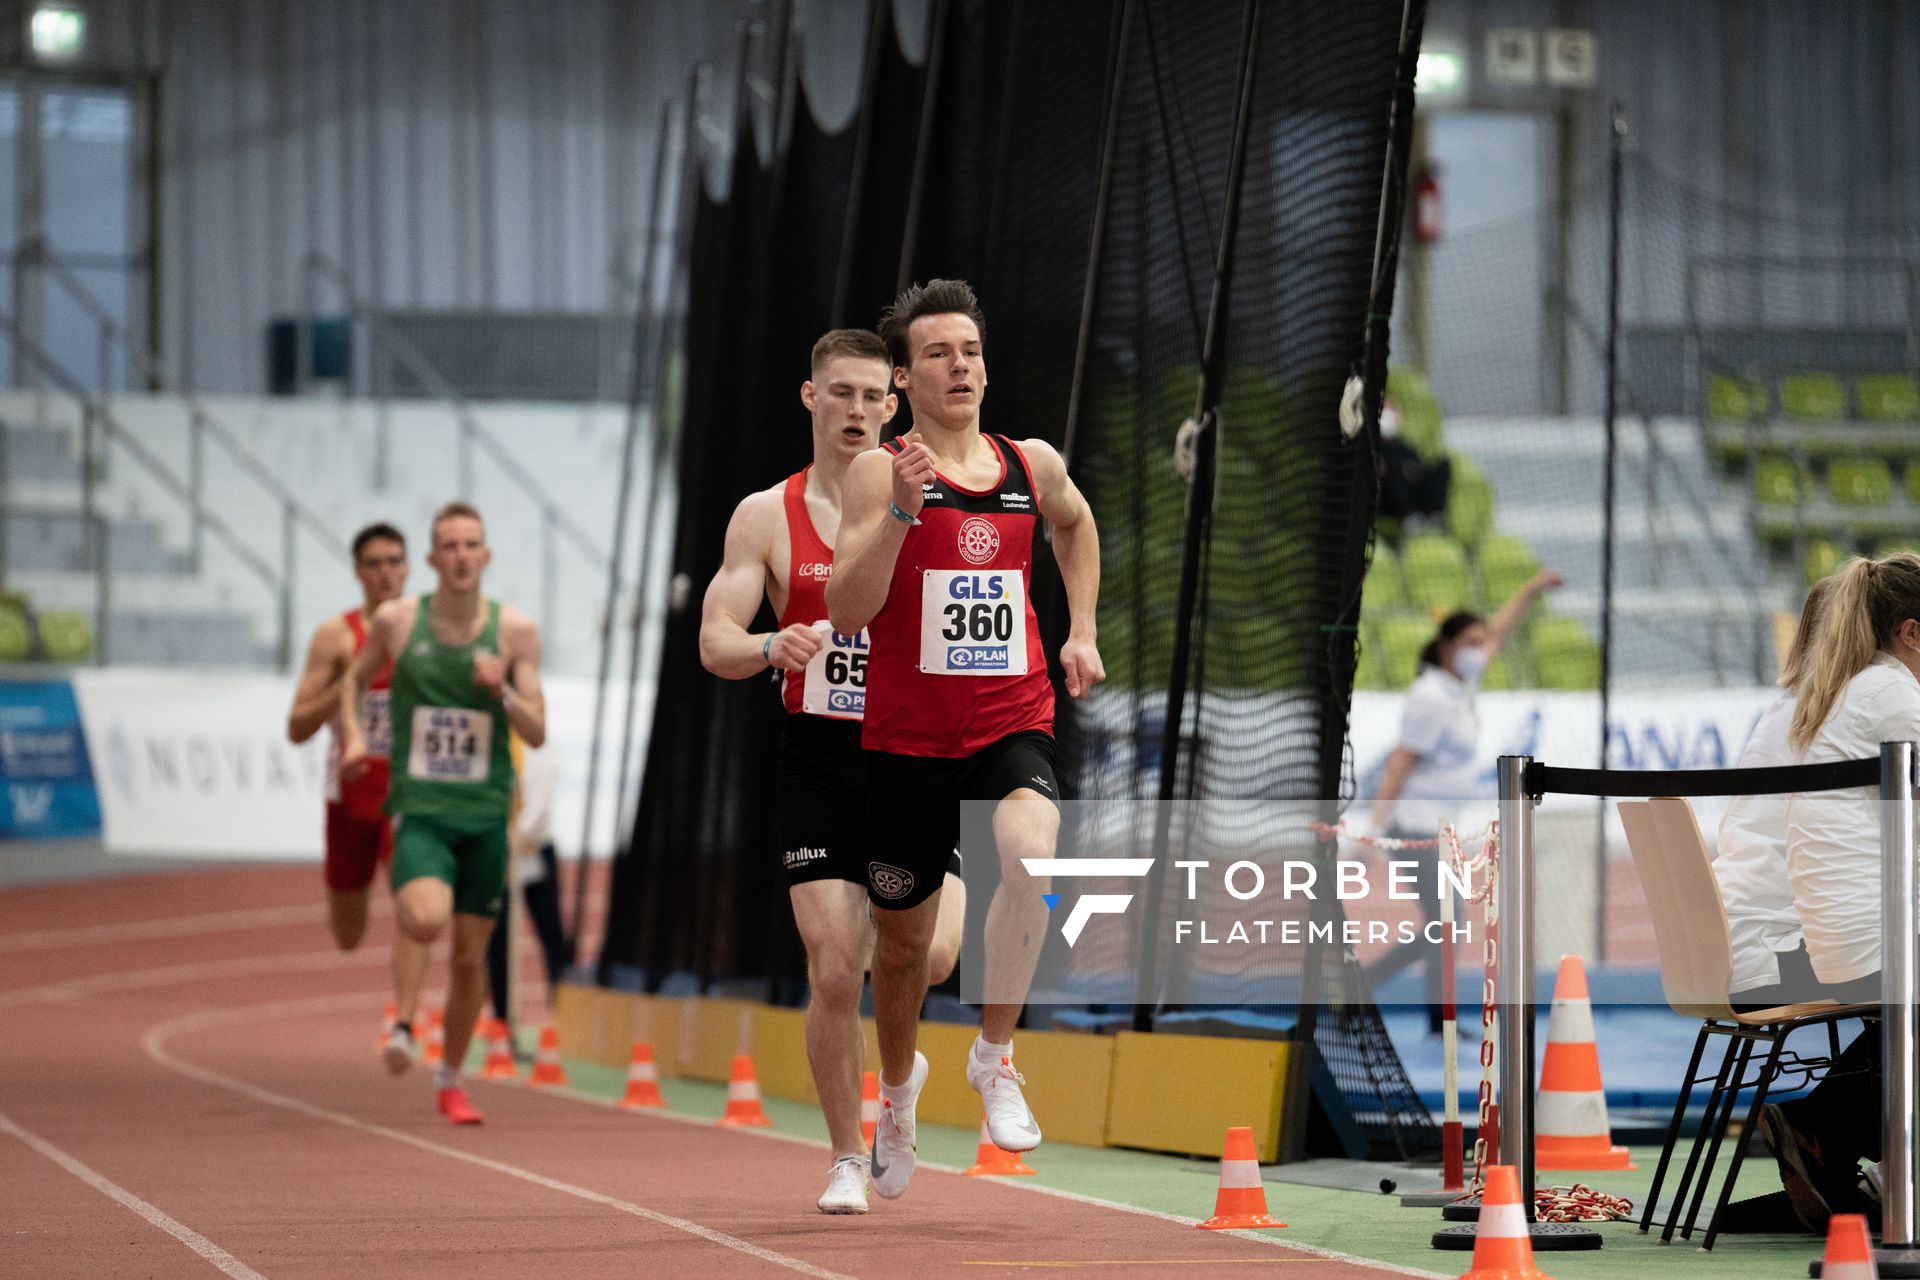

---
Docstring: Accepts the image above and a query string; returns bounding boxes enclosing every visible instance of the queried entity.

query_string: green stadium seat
[1479,651,1518,692]
[37,611,93,663]
[1532,616,1600,690]
[1377,615,1433,689]
[1476,533,1540,608]
[1828,457,1893,506]
[0,605,30,663]
[1446,456,1494,548]
[1858,375,1920,423]
[1752,454,1806,506]
[1780,372,1847,422]
[1804,538,1848,585]
[1362,543,1405,611]
[1400,533,1472,615]
[1387,367,1444,460]
[1707,373,1767,421]
[1909,463,1920,506]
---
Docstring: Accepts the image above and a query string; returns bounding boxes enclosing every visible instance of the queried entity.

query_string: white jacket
[1784,651,1920,984]
[1715,691,1806,993]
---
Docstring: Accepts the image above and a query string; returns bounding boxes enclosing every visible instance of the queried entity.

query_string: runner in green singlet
[340,500,546,1126]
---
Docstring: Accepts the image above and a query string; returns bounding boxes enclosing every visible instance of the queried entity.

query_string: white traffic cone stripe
[1479,1201,1529,1237]
[629,1062,658,1082]
[1545,996,1597,1046]
[862,1098,880,1123]
[1823,1264,1875,1280]
[727,1080,759,1102]
[1218,1159,1263,1190]
[1537,1089,1612,1137]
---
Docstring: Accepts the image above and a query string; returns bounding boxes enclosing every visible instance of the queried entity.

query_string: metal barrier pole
[1866,739,1920,1277]
[1436,755,1599,1251]
[93,512,109,666]
[540,507,557,643]
[188,408,205,571]
[1496,755,1536,1198]
[278,502,296,671]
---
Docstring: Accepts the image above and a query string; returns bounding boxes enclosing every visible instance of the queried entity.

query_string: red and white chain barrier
[1535,1184,1635,1222]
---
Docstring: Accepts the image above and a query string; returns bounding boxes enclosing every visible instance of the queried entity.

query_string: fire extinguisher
[1414,163,1443,246]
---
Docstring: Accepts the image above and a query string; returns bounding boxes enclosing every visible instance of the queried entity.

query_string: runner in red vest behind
[829,280,1105,1202]
[286,522,432,1069]
[699,328,967,1215]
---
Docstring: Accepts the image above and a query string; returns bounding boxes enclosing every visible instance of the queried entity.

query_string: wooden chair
[1617,797,1877,1250]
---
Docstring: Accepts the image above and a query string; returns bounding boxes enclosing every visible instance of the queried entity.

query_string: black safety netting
[598,0,1432,1161]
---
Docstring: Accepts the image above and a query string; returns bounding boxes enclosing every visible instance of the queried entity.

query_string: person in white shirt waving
[1762,553,1920,1231]
[1366,567,1564,1030]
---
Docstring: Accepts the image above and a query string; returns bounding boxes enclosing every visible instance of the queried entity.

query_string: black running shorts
[778,713,961,890]
[862,729,1058,910]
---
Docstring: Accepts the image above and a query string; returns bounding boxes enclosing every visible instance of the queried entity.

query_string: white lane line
[491,1075,1446,1277]
[0,1108,268,1280]
[143,998,853,1280]
[0,902,339,952]
[0,948,388,1009]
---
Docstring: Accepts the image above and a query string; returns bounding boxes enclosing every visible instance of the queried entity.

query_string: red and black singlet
[860,433,1053,757]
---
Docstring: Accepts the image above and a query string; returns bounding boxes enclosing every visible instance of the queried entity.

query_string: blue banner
[0,679,102,839]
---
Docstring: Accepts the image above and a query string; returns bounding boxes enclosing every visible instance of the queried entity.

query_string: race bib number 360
[919,569,1027,676]
[802,621,868,718]
[407,707,493,783]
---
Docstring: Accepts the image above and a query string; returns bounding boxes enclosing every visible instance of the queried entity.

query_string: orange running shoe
[437,1085,483,1126]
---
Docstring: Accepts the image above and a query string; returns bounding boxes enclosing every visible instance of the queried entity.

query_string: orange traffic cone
[1819,1214,1880,1280]
[964,1115,1038,1176]
[619,1041,665,1109]
[480,1018,518,1080]
[1459,1165,1550,1279]
[420,1008,445,1066]
[1535,956,1633,1170]
[717,1054,772,1127]
[376,1002,396,1053]
[860,1071,879,1148]
[528,1025,569,1087]
[1196,1126,1285,1229]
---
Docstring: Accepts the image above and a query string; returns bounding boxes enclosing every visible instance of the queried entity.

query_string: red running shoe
[437,1085,483,1126]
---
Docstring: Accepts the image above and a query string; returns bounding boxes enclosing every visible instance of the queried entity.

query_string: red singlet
[327,609,393,820]
[861,434,1052,757]
[778,467,868,720]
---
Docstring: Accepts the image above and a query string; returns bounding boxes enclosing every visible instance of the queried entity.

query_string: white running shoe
[382,1025,414,1076]
[966,1048,1042,1153]
[869,1052,927,1200]
[817,1155,871,1215]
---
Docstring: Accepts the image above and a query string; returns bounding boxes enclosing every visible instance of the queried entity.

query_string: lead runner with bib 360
[829,280,1105,1203]
[699,328,967,1216]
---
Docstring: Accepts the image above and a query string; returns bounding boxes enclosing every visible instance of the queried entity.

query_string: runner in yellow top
[341,501,546,1125]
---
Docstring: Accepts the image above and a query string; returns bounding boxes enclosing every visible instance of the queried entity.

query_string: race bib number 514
[802,621,868,718]
[919,569,1027,676]
[408,707,493,783]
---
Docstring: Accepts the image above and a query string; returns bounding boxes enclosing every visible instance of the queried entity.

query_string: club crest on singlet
[957,517,999,565]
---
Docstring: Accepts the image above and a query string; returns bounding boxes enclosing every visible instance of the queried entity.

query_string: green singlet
[385,594,515,918]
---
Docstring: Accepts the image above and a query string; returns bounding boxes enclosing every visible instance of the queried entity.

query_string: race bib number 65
[802,621,868,719]
[919,569,1027,676]
[408,706,493,782]
[363,689,393,758]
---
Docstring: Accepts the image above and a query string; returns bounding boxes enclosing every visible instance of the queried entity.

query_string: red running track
[0,865,1429,1279]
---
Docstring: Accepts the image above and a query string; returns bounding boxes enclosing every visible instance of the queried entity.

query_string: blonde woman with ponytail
[1758,553,1920,1231]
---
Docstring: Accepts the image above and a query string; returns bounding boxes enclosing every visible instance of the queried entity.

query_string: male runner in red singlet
[286,522,433,1068]
[700,328,967,1215]
[829,281,1104,1201]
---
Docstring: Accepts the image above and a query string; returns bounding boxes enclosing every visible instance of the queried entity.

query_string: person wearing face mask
[1366,568,1565,1030]
[1757,552,1920,1231]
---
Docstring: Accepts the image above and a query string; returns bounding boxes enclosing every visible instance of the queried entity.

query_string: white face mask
[1452,644,1489,682]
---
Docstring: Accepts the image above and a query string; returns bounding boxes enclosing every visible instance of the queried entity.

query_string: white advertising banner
[1349,685,1781,840]
[71,670,651,861]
